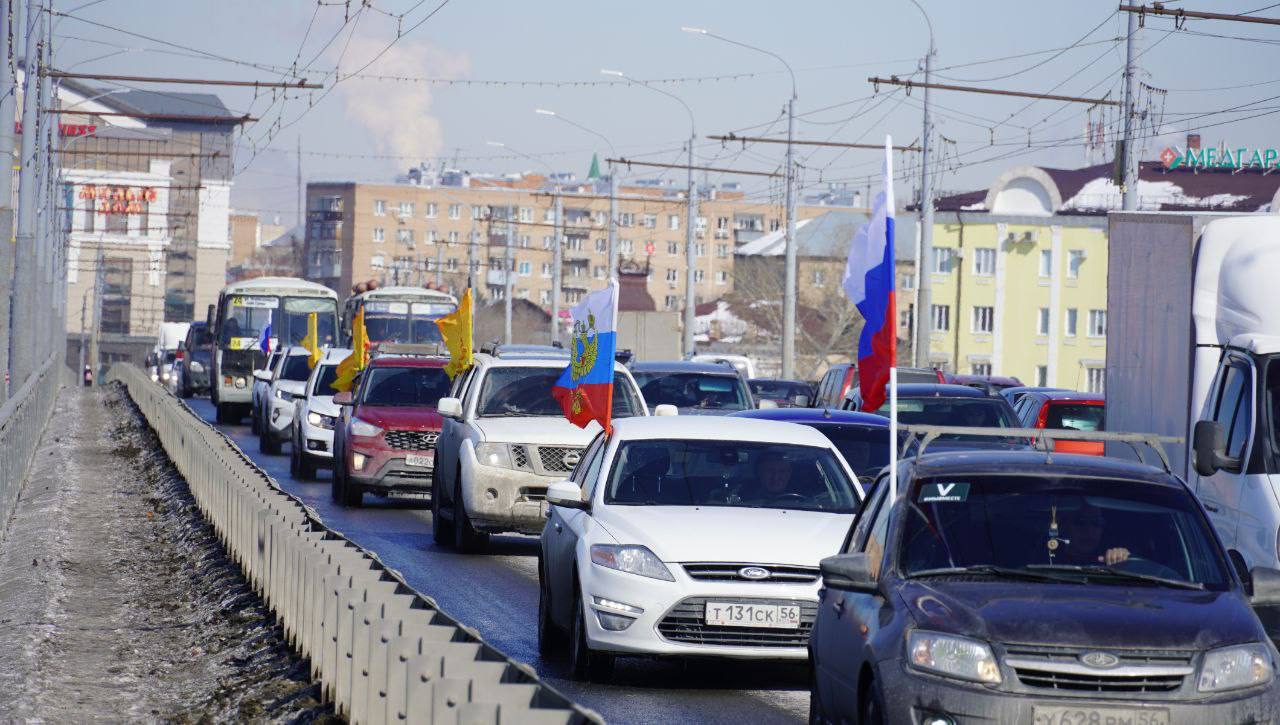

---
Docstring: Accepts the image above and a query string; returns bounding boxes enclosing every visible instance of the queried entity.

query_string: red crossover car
[331,356,453,507]
[1014,390,1106,455]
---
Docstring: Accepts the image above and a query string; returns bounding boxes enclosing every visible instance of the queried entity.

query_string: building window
[106,209,127,234]
[426,230,438,243]
[425,202,437,218]
[446,257,457,271]
[812,269,826,287]
[100,257,132,335]
[716,243,728,258]
[517,261,531,276]
[715,270,728,285]
[519,234,531,248]
[642,214,657,229]
[83,198,96,233]
[540,262,551,278]
[694,269,705,283]
[696,216,707,232]
[565,289,585,304]
[931,304,950,332]
[933,248,954,274]
[1086,367,1105,393]
[664,294,679,310]
[538,289,551,305]
[971,363,992,376]
[397,228,414,245]
[519,207,533,222]
[1039,250,1052,278]
[898,273,915,290]
[716,216,729,230]
[972,248,995,276]
[1088,309,1107,337]
[595,238,607,252]
[373,227,385,243]
[769,218,780,232]
[544,208,555,223]
[1065,308,1078,337]
[374,199,386,216]
[618,239,632,254]
[1037,307,1050,336]
[371,254,385,270]
[695,243,706,257]
[543,235,555,250]
[398,201,414,218]
[1068,250,1085,279]
[448,231,459,244]
[594,265,606,279]
[972,306,993,333]
[668,214,680,231]
[667,241,679,256]
[618,212,634,227]
[1036,365,1049,387]
[449,204,461,220]
[666,269,678,283]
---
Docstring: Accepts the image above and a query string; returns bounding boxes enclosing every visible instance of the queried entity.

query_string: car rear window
[280,354,311,382]
[477,367,644,418]
[1047,403,1105,431]
[632,372,751,412]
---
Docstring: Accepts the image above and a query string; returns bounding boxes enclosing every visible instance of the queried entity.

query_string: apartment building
[304,170,850,312]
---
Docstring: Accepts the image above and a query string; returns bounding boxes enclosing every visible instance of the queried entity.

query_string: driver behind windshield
[1055,502,1131,566]
[745,451,794,502]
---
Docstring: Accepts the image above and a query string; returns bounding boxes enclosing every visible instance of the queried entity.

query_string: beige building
[305,171,854,313]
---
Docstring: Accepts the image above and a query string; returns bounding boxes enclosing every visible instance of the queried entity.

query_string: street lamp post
[908,0,936,370]
[683,27,799,378]
[602,69,698,357]
[535,108,619,278]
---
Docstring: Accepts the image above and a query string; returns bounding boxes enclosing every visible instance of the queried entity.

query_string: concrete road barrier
[109,364,600,725]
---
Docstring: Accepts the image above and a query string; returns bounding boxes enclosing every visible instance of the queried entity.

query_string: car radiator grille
[657,597,816,648]
[384,430,439,451]
[537,445,583,473]
[682,563,819,584]
[511,444,532,470]
[1004,644,1193,694]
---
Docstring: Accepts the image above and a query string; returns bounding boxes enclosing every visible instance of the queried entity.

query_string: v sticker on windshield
[919,482,970,503]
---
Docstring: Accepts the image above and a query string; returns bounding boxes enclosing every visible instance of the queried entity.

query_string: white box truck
[1107,211,1280,571]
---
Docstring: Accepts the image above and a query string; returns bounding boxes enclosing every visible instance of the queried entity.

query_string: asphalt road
[186,397,809,725]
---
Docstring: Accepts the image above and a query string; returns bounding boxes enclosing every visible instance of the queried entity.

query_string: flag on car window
[842,136,896,412]
[552,279,618,432]
[301,312,322,369]
[435,287,474,380]
[331,307,370,392]
[258,311,273,356]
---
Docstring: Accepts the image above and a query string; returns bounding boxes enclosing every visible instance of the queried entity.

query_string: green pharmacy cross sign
[1161,145,1280,171]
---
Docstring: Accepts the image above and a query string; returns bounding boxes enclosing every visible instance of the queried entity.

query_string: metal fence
[0,355,63,541]
[108,363,599,725]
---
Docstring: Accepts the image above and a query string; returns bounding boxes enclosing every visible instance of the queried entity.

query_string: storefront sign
[1161,145,1280,170]
[78,185,158,215]
[13,121,97,136]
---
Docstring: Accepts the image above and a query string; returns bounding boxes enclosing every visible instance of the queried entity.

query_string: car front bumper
[299,420,334,460]
[460,447,559,535]
[217,377,253,403]
[875,660,1278,724]
[578,562,817,661]
[267,401,294,439]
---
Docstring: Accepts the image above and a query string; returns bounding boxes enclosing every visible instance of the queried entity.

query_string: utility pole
[781,92,797,378]
[37,12,50,367]
[88,241,103,384]
[1121,10,1140,211]
[607,167,617,276]
[0,0,17,399]
[434,238,443,288]
[683,135,697,357]
[11,0,40,389]
[912,33,936,369]
[551,191,562,344]
[503,203,513,344]
[467,213,476,293]
[296,134,303,229]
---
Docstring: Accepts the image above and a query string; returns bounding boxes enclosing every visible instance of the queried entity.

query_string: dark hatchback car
[748,378,815,408]
[845,384,1021,439]
[176,321,214,398]
[810,450,1280,724]
[630,360,756,415]
[732,408,891,487]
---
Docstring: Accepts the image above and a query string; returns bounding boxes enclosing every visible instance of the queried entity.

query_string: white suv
[257,346,311,455]
[290,347,349,480]
[432,349,648,552]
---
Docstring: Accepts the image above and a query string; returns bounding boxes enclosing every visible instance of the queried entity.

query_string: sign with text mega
[79,185,158,215]
[1161,145,1280,171]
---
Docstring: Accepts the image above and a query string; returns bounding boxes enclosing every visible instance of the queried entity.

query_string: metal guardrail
[108,363,600,725]
[0,355,63,542]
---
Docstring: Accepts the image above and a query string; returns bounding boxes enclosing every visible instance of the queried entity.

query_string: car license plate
[704,602,800,629]
[405,453,434,467]
[1033,706,1170,725]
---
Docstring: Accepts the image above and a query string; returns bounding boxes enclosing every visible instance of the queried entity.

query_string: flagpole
[889,366,898,502]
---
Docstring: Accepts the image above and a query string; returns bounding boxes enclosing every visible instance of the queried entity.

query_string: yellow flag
[435,288,474,380]
[331,307,370,392]
[301,312,322,369]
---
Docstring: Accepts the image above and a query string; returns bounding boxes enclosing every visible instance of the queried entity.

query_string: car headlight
[235,376,248,389]
[475,442,514,469]
[307,411,335,429]
[349,418,382,437]
[590,544,675,581]
[189,361,204,373]
[274,388,293,401]
[1198,643,1274,692]
[161,372,170,382]
[908,630,1002,684]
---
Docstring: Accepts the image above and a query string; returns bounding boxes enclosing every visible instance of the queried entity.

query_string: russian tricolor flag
[842,137,896,412]
[553,279,619,432]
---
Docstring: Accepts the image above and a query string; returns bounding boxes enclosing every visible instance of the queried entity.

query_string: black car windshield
[279,354,312,382]
[750,380,812,401]
[806,424,890,481]
[477,367,644,418]
[876,397,1018,427]
[314,364,340,395]
[633,372,750,411]
[901,475,1231,589]
[360,366,451,406]
[605,440,858,513]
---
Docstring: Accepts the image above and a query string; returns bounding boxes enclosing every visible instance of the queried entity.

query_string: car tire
[299,452,318,481]
[808,661,826,725]
[338,462,363,507]
[215,402,231,425]
[251,404,261,435]
[330,458,344,503]
[289,432,301,477]
[452,471,488,553]
[537,559,566,655]
[431,466,453,545]
[180,379,192,399]
[569,582,613,683]
[260,424,281,455]
[858,674,886,725]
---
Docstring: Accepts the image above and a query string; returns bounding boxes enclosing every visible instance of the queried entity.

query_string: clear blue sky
[52,0,1280,226]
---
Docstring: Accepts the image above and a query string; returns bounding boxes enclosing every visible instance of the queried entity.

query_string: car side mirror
[1193,420,1237,477]
[437,397,463,419]
[819,553,878,593]
[1248,566,1280,607]
[793,394,810,408]
[653,404,678,417]
[546,480,587,510]
[252,370,272,382]
[333,391,353,406]
[758,399,779,410]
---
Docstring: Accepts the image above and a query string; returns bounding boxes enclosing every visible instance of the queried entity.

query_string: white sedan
[538,415,865,682]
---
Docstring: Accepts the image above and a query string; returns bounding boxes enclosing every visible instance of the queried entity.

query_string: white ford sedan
[538,415,865,682]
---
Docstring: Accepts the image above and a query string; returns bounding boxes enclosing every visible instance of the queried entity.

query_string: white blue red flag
[842,136,896,412]
[552,279,619,432]
[258,311,273,356]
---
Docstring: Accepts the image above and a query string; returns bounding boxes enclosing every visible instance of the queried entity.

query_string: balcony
[308,209,344,222]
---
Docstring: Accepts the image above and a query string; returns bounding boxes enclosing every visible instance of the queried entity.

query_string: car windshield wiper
[908,565,1085,584]
[1026,564,1205,590]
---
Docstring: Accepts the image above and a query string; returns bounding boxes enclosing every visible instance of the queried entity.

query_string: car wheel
[431,465,452,545]
[260,424,281,455]
[339,462,363,507]
[808,661,826,725]
[215,402,230,425]
[538,559,566,655]
[289,432,301,477]
[569,582,613,683]
[299,451,318,481]
[180,380,192,399]
[251,404,261,435]
[858,674,886,725]
[330,457,344,503]
[453,471,488,553]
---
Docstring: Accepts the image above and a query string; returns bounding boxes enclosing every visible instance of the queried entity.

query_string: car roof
[473,352,629,372]
[908,450,1178,487]
[612,416,836,447]
[1002,386,1066,396]
[874,383,993,398]
[630,360,741,375]
[319,347,351,364]
[367,355,449,368]
[748,378,810,385]
[1038,390,1105,403]
[947,374,1022,386]
[731,407,888,427]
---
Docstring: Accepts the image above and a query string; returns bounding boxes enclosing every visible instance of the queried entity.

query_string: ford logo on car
[1080,651,1120,669]
[738,566,771,581]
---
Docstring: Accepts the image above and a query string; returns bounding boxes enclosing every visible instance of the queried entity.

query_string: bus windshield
[356,299,452,344]
[221,294,337,349]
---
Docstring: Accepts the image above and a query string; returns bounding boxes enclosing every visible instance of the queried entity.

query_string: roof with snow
[935,161,1280,216]
[735,210,917,261]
